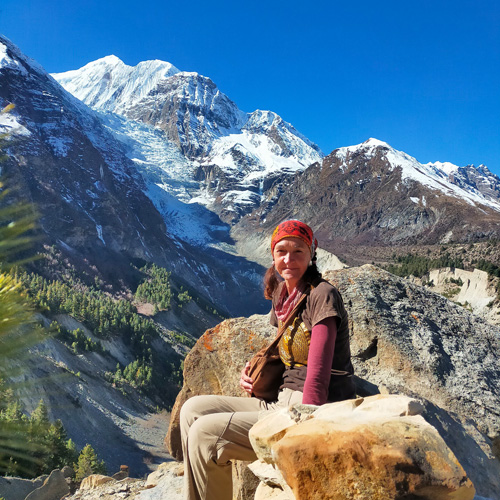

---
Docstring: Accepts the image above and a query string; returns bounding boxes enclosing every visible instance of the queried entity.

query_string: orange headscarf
[271,220,318,256]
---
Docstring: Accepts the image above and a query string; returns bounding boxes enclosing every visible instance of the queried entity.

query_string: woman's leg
[180,395,267,500]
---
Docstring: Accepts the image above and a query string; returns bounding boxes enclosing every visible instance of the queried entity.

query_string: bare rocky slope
[13,311,182,477]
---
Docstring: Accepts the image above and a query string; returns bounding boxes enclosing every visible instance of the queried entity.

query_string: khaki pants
[180,389,303,500]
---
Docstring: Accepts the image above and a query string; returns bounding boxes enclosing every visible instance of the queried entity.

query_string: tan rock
[249,407,302,464]
[79,474,115,490]
[254,481,293,500]
[250,395,475,500]
[247,461,282,487]
[144,462,183,488]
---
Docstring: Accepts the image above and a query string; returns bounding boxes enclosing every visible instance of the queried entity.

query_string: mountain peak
[52,55,180,114]
[244,109,281,129]
[96,54,124,65]
[333,138,393,160]
[362,138,392,149]
[424,161,459,175]
[0,35,45,75]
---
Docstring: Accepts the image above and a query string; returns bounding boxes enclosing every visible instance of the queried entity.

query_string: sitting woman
[180,220,355,500]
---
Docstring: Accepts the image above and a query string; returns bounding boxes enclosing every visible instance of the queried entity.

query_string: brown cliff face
[167,265,500,499]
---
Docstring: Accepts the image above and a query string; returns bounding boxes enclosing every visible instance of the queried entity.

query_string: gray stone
[61,466,74,479]
[0,476,45,500]
[137,462,183,500]
[25,470,69,500]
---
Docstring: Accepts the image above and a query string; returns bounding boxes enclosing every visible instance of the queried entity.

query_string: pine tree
[30,399,50,426]
[66,439,79,466]
[74,444,107,481]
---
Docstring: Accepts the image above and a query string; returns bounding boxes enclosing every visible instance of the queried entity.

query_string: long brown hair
[263,253,321,300]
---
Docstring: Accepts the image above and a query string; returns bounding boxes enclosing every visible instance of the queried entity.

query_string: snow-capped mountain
[0,35,268,316]
[0,35,169,257]
[233,138,500,262]
[5,35,500,268]
[54,55,180,115]
[333,139,500,211]
[52,56,323,225]
[428,161,500,203]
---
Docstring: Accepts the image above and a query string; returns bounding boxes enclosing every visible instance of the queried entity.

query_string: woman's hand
[240,362,253,394]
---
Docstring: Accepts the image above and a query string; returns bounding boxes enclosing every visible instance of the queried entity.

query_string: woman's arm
[302,317,337,405]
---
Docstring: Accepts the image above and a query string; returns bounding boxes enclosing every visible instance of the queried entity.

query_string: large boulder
[0,476,46,500]
[165,314,274,460]
[166,265,500,499]
[249,395,475,500]
[24,469,69,500]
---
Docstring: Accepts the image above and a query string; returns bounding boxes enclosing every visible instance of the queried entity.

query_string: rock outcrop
[249,395,475,500]
[422,267,500,324]
[79,475,115,490]
[0,475,46,500]
[62,463,183,500]
[24,469,69,500]
[0,469,69,500]
[67,477,145,500]
[166,265,500,499]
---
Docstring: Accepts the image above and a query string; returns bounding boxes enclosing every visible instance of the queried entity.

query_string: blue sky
[1,0,499,174]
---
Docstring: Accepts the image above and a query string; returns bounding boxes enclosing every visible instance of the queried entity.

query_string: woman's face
[273,237,310,289]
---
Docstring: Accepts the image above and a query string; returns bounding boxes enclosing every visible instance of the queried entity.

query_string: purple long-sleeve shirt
[302,317,337,405]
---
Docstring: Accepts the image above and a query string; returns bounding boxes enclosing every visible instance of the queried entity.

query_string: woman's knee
[181,395,217,429]
[187,413,232,462]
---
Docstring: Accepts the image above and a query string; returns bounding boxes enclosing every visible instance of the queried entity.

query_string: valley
[1,32,500,485]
